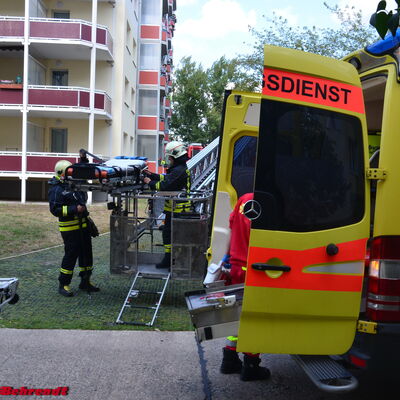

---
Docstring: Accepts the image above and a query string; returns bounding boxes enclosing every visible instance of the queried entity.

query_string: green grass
[0,234,203,331]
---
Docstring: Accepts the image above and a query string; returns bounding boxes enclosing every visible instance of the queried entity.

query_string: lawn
[0,203,203,330]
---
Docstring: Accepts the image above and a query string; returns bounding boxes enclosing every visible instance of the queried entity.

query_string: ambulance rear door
[209,90,260,267]
[237,45,370,355]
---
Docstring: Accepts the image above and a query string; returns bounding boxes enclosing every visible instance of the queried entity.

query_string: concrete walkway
[0,329,382,400]
[0,329,203,400]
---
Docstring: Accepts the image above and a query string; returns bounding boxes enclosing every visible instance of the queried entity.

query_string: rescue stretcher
[0,278,19,311]
[65,156,147,192]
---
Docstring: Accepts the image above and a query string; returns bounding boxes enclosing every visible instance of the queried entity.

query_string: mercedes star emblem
[243,199,262,220]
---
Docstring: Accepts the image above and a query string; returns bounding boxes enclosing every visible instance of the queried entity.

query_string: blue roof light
[366,28,400,56]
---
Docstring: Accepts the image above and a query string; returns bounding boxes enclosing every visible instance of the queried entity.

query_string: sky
[173,0,392,69]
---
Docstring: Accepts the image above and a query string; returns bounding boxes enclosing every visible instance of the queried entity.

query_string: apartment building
[137,0,175,170]
[0,0,139,202]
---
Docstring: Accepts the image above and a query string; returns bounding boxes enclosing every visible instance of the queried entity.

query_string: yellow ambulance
[187,36,400,392]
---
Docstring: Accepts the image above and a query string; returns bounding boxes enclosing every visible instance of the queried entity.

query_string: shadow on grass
[0,234,203,331]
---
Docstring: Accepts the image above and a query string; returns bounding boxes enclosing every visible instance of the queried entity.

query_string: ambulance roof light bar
[365,28,400,56]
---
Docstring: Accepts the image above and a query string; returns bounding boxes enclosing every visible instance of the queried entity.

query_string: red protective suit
[228,193,253,285]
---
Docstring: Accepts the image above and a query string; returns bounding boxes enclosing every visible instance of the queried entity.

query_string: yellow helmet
[54,160,72,177]
[165,141,187,159]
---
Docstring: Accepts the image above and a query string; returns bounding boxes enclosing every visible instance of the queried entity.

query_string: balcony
[0,85,112,119]
[0,152,107,177]
[0,17,113,61]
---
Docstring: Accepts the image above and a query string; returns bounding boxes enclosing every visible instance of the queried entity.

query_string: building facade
[0,0,176,202]
[136,0,175,171]
[0,0,138,202]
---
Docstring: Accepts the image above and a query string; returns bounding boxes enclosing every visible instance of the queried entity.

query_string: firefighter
[143,141,191,269]
[48,159,100,297]
[220,193,271,381]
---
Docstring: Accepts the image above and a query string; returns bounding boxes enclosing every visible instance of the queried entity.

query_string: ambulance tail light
[367,236,400,322]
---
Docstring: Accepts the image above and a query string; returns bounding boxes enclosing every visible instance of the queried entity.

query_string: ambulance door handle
[251,264,291,272]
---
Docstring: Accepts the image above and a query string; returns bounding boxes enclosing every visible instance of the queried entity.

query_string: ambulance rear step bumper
[292,355,358,393]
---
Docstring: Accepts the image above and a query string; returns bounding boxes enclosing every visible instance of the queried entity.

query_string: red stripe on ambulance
[262,68,365,114]
[246,238,368,292]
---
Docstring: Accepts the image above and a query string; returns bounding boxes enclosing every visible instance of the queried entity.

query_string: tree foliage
[171,3,378,144]
[170,56,257,144]
[238,2,378,89]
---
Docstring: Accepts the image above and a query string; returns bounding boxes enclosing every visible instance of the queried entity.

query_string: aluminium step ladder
[116,270,171,326]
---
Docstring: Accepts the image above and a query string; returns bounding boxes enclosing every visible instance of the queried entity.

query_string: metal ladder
[187,136,219,190]
[116,271,171,326]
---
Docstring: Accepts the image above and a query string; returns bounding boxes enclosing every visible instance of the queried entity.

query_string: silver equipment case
[185,283,244,342]
[0,278,19,311]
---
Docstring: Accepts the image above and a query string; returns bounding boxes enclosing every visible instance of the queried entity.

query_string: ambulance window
[231,136,257,198]
[253,100,364,232]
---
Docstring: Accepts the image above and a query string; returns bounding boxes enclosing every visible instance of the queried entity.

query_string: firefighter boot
[220,347,242,374]
[79,277,100,292]
[240,354,271,381]
[156,253,171,269]
[58,285,74,297]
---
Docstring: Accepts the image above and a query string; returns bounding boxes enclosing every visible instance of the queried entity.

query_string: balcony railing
[0,17,113,55]
[0,85,112,116]
[0,152,108,175]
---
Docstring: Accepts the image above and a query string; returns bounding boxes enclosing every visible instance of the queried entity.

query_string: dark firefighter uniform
[147,158,191,267]
[48,175,94,290]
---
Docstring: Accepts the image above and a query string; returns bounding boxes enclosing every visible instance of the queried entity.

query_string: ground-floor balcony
[0,85,112,119]
[0,17,113,61]
[0,152,108,177]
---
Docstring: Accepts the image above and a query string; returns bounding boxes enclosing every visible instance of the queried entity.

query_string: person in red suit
[220,193,271,381]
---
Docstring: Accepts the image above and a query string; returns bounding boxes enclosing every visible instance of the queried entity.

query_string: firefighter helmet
[54,160,72,177]
[165,141,187,159]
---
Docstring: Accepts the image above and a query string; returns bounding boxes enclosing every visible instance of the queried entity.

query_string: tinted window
[253,100,365,232]
[231,136,257,198]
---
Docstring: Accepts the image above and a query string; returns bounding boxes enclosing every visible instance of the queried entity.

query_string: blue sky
[173,0,387,69]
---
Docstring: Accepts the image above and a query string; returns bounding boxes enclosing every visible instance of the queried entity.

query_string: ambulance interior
[359,74,386,312]
[361,74,386,233]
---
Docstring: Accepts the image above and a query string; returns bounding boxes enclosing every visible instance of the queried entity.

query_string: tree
[171,56,258,144]
[170,56,210,144]
[238,2,378,89]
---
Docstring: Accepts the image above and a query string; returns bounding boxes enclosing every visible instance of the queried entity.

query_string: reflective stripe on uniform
[59,217,86,226]
[60,268,73,275]
[163,168,192,213]
[227,336,238,342]
[79,266,93,272]
[242,266,247,271]
[164,244,172,254]
[59,223,87,232]
[62,206,68,217]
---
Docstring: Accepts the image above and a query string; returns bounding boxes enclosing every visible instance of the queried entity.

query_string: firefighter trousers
[59,228,93,285]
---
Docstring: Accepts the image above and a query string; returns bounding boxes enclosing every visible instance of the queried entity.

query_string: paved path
[1,329,383,400]
[0,329,203,400]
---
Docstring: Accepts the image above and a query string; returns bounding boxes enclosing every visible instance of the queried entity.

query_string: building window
[140,43,160,70]
[138,89,157,116]
[125,78,130,107]
[141,0,161,24]
[29,57,45,85]
[53,10,70,19]
[51,128,68,153]
[30,0,47,18]
[52,70,68,86]
[27,123,44,152]
[131,88,136,111]
[137,134,156,160]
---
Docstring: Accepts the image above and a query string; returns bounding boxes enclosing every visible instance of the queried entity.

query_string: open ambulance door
[208,90,260,267]
[236,45,370,355]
